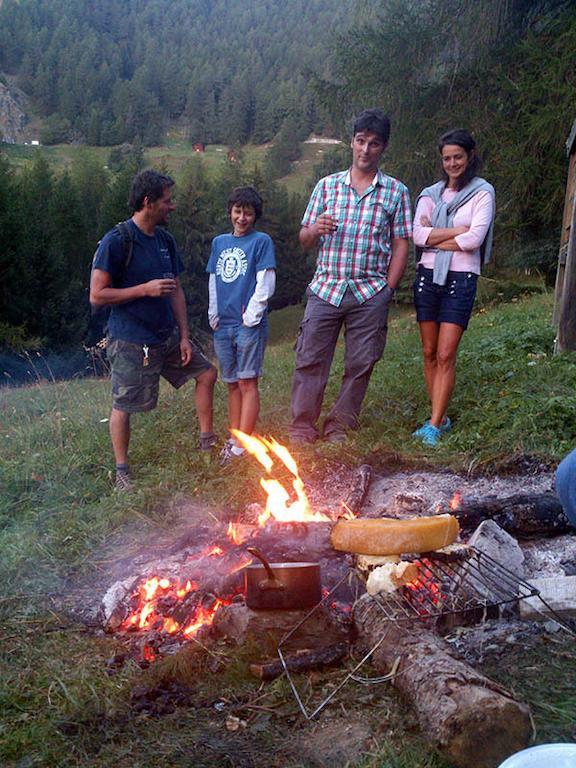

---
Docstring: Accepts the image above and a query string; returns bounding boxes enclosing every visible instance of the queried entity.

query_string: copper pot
[245,548,321,610]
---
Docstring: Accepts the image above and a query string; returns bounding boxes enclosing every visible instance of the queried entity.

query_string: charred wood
[454,492,571,537]
[249,643,348,681]
[340,464,373,517]
[353,595,531,768]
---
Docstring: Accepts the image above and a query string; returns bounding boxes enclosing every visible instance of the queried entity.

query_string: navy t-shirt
[92,220,184,344]
[206,230,276,327]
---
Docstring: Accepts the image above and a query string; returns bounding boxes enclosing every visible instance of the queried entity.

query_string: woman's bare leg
[429,322,465,428]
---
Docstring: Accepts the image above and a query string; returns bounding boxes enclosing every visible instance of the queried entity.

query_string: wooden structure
[553,118,576,352]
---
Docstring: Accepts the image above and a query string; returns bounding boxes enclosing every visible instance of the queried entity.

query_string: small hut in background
[553,119,576,353]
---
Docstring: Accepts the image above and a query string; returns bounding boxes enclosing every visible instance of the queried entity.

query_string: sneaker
[324,431,347,444]
[288,433,317,446]
[115,469,134,492]
[200,432,218,451]
[219,438,246,466]
[412,417,451,437]
[418,423,442,447]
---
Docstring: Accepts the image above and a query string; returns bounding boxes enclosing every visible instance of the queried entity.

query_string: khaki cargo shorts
[107,331,214,413]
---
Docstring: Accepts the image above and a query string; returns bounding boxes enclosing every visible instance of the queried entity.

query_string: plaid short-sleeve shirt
[301,169,412,306]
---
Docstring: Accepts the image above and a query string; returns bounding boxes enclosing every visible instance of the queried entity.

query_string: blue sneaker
[412,417,451,437]
[419,423,442,447]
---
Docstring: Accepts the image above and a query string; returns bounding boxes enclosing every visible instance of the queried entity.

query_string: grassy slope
[2,292,576,766]
[0,133,328,192]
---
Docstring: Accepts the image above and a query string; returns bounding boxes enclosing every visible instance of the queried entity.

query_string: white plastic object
[498,743,576,768]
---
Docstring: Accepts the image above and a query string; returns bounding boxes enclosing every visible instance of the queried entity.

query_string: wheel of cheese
[331,514,459,555]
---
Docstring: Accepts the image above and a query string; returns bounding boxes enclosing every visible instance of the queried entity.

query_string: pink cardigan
[413,188,494,274]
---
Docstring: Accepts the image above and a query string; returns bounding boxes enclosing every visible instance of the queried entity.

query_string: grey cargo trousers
[289,285,393,442]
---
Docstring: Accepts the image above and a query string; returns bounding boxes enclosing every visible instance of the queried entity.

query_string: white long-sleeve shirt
[208,269,276,329]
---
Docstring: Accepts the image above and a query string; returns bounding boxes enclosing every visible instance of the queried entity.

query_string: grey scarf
[414,177,495,285]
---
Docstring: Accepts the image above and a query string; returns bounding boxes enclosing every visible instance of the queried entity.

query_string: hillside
[0,0,353,146]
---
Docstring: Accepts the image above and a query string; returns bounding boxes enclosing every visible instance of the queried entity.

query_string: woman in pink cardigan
[412,129,495,446]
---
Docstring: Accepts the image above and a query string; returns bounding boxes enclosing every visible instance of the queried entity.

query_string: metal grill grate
[368,547,540,622]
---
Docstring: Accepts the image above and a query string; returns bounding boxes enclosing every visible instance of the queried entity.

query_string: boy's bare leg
[110,408,130,465]
[227,382,241,434]
[237,377,260,436]
[195,366,217,434]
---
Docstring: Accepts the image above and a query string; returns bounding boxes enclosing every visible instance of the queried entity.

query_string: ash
[362,469,555,519]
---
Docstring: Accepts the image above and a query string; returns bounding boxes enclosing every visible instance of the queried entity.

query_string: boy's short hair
[128,170,175,213]
[227,186,263,220]
[353,109,391,146]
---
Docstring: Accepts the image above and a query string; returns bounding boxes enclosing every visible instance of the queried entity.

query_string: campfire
[102,432,359,660]
[98,435,575,768]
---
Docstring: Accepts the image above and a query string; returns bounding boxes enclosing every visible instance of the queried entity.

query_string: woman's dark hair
[227,186,263,220]
[438,128,482,190]
[128,170,175,212]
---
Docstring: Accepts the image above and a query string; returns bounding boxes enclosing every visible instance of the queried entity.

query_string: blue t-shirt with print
[92,220,184,344]
[206,230,276,327]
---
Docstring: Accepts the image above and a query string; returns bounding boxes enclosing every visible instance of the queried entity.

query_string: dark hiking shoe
[200,432,218,451]
[115,469,134,493]
[324,431,347,444]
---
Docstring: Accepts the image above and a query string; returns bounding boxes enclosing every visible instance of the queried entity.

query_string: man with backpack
[90,170,217,491]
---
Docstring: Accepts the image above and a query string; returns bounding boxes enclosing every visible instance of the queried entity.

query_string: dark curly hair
[128,170,175,213]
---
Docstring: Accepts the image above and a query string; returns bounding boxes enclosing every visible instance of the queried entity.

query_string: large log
[453,492,571,537]
[353,595,531,768]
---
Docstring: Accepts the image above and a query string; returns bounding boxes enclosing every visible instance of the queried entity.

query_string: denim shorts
[414,266,478,329]
[107,330,214,413]
[213,321,268,383]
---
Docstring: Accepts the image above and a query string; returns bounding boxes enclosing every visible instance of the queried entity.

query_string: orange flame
[449,491,462,511]
[204,545,224,557]
[227,522,250,545]
[183,598,229,636]
[231,429,330,524]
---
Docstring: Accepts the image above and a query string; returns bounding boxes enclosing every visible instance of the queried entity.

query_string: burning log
[353,595,532,768]
[453,492,571,537]
[249,643,348,681]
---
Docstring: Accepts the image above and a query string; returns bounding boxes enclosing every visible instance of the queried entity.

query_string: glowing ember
[405,559,443,613]
[204,545,224,557]
[122,575,232,640]
[183,598,229,636]
[449,491,462,511]
[231,429,331,524]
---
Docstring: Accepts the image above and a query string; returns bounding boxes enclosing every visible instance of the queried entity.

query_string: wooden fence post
[554,119,576,353]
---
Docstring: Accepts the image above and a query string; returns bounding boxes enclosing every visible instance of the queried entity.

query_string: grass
[0,135,326,195]
[2,290,576,766]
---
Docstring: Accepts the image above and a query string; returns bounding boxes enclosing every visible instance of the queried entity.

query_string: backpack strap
[114,219,135,277]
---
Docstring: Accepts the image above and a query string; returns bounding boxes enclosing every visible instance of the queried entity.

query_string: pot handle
[247,547,285,591]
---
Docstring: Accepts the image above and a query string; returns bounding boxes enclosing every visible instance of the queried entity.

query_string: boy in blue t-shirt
[206,187,276,462]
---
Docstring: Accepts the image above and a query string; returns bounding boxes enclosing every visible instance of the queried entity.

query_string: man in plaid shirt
[290,109,412,444]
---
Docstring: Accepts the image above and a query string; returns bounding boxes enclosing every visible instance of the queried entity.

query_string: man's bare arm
[170,280,190,339]
[170,280,193,365]
[386,237,409,290]
[89,268,176,306]
[299,213,338,250]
